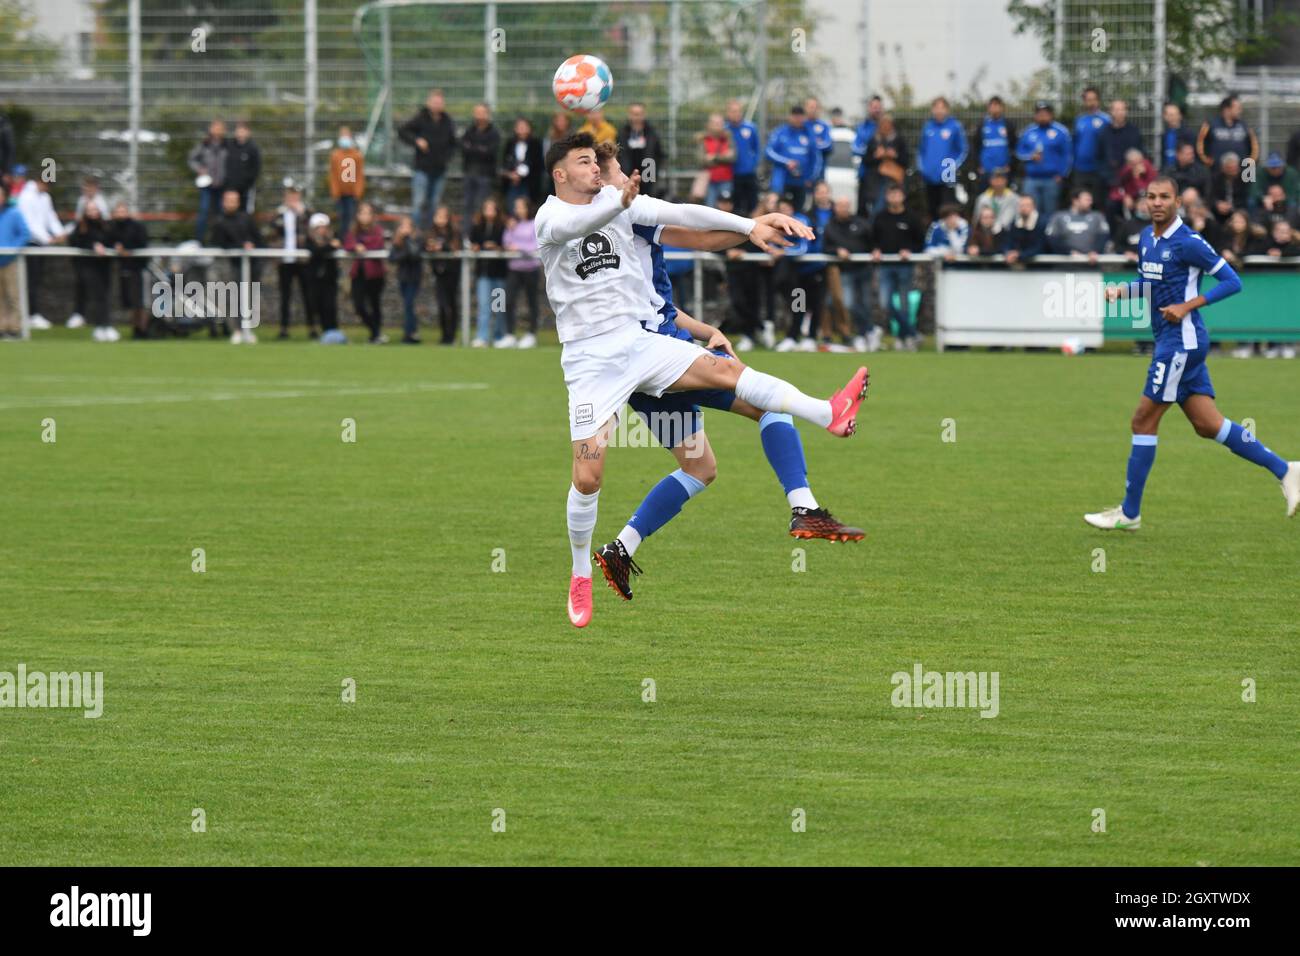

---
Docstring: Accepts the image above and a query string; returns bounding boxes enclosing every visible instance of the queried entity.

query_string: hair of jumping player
[545,131,596,175]
[593,139,620,173]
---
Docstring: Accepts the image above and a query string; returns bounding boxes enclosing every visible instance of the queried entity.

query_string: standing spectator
[74,175,110,220]
[1219,209,1254,269]
[188,119,228,241]
[461,103,502,235]
[1163,141,1211,199]
[770,196,824,351]
[1004,195,1046,264]
[343,201,387,344]
[500,117,544,207]
[966,204,1005,256]
[971,95,1015,190]
[68,202,114,340]
[270,183,314,339]
[0,180,31,339]
[69,175,110,329]
[765,104,820,212]
[863,112,908,216]
[724,98,761,215]
[720,202,762,351]
[425,205,461,345]
[851,95,885,217]
[209,189,263,340]
[973,168,1019,233]
[329,125,365,237]
[1160,102,1197,169]
[918,96,968,220]
[543,112,573,154]
[226,121,262,212]
[807,181,845,345]
[824,195,875,351]
[305,213,341,337]
[1261,218,1300,257]
[1100,99,1145,212]
[15,176,68,330]
[698,113,735,207]
[578,108,617,146]
[1071,86,1111,209]
[389,215,424,345]
[1015,101,1072,216]
[1253,184,1293,231]
[870,182,924,350]
[804,97,835,183]
[1209,152,1248,221]
[617,103,665,196]
[829,107,848,128]
[924,204,971,259]
[1288,126,1300,175]
[502,196,541,349]
[468,197,507,347]
[398,89,458,231]
[1184,196,1222,251]
[1198,95,1259,171]
[1250,153,1300,210]
[0,110,15,187]
[105,200,149,339]
[1045,188,1109,260]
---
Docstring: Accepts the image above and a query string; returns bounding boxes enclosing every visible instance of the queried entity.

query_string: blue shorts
[1144,346,1215,405]
[627,348,737,448]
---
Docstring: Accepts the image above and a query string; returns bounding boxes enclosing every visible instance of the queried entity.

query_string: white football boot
[1282,463,1300,517]
[1084,506,1141,531]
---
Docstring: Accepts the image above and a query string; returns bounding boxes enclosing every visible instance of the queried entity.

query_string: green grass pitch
[2,338,1297,866]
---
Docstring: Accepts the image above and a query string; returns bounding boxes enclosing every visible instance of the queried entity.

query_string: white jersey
[535,185,754,343]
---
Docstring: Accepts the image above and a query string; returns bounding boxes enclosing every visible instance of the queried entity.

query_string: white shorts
[561,322,706,441]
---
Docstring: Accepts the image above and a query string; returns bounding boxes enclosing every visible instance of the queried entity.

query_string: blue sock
[621,468,707,554]
[759,412,809,495]
[1122,435,1158,519]
[1216,419,1288,480]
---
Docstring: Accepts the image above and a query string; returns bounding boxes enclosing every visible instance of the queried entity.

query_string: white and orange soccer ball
[552,54,613,115]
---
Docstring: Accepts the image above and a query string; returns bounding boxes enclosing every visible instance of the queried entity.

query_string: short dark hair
[1070,187,1090,202]
[988,95,1004,106]
[1148,174,1180,196]
[1220,94,1239,112]
[545,131,596,175]
[938,203,962,219]
[1082,86,1100,98]
[593,139,620,171]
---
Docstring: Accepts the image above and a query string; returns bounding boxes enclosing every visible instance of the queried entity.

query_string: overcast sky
[811,0,1044,119]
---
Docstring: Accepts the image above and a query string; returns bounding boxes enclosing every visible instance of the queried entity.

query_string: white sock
[616,524,642,557]
[735,367,833,428]
[788,487,819,510]
[567,484,599,577]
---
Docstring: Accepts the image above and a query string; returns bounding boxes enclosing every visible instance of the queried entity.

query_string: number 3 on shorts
[1151,361,1166,393]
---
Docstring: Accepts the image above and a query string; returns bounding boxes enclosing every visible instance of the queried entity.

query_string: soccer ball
[552,54,613,114]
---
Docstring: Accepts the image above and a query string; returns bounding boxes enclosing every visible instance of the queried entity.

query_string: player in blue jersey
[1085,175,1300,530]
[588,142,866,600]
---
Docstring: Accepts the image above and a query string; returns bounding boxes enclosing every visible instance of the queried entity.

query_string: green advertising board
[1103,269,1300,342]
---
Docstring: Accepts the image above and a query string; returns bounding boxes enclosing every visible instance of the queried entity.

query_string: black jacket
[824,213,872,258]
[618,122,666,195]
[390,235,424,285]
[0,114,15,178]
[209,210,263,249]
[870,208,923,254]
[225,138,262,192]
[106,218,149,271]
[462,123,502,179]
[1162,160,1211,200]
[398,108,458,174]
[501,135,545,202]
[70,218,112,279]
[1101,123,1146,187]
[469,218,506,278]
[306,235,339,286]
[1007,212,1047,259]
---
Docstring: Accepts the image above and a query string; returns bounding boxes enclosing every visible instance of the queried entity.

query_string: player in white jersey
[537,132,869,627]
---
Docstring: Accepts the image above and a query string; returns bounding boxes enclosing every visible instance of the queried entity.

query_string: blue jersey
[1072,111,1112,173]
[726,119,760,175]
[918,117,968,184]
[1135,217,1240,352]
[977,115,1011,172]
[1015,122,1072,179]
[852,119,877,179]
[765,123,819,185]
[631,222,690,340]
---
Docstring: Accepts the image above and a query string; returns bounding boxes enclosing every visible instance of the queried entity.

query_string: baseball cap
[309,212,330,229]
[1033,100,1053,112]
[1265,152,1284,169]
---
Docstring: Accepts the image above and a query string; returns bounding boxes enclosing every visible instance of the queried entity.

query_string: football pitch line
[0,382,489,410]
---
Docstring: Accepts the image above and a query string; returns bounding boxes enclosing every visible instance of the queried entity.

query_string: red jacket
[344,225,386,279]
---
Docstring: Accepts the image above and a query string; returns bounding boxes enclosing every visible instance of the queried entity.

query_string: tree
[1007,0,1296,93]
[0,0,60,72]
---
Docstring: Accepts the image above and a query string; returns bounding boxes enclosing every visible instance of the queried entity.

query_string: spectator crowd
[1,86,1299,352]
